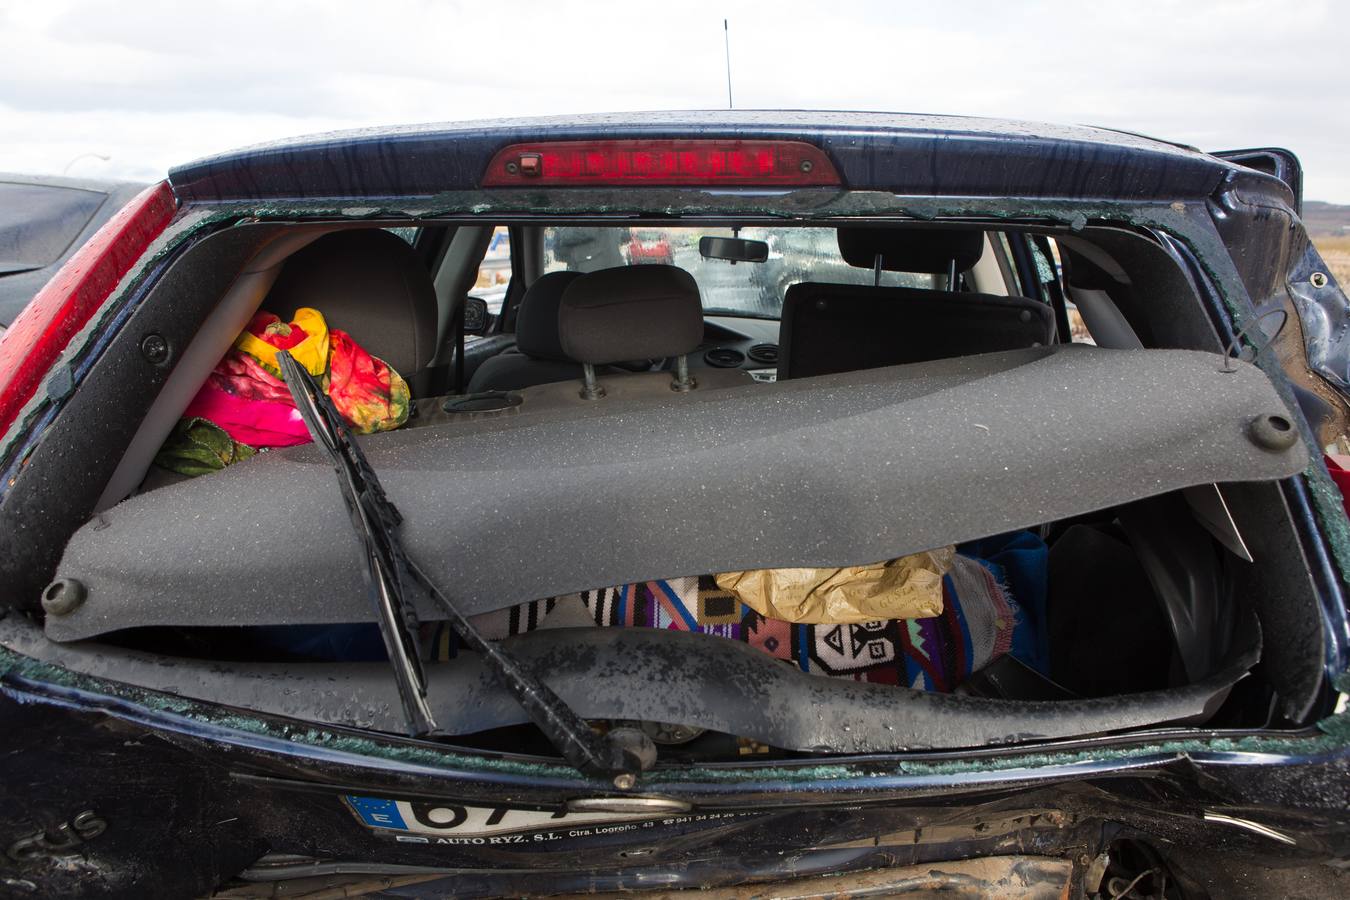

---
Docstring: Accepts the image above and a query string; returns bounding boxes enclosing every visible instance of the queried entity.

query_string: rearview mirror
[699,235,768,263]
[462,296,489,335]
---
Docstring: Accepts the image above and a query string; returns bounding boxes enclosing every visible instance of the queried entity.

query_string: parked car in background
[1,113,1349,898]
[0,174,147,331]
[624,226,674,264]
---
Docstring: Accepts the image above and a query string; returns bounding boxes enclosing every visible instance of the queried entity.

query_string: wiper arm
[277,351,652,784]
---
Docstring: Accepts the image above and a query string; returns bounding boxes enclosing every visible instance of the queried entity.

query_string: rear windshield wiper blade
[277,352,433,731]
[277,351,652,783]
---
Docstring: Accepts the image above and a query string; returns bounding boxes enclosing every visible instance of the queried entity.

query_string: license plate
[344,795,685,844]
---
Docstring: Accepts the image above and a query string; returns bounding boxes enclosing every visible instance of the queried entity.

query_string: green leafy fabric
[153,417,257,477]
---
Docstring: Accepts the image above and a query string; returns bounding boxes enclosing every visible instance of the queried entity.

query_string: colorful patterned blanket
[424,531,1050,693]
[256,533,1049,694]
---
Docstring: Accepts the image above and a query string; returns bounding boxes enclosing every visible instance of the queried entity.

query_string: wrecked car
[0,113,1348,898]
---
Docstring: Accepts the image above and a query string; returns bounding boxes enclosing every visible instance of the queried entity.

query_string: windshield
[543,226,936,319]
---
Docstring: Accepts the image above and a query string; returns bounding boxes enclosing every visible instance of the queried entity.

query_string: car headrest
[263,229,437,378]
[837,227,985,274]
[558,265,703,365]
[515,270,584,362]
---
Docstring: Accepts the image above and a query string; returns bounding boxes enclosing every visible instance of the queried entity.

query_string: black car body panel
[167,111,1249,205]
[1212,146,1304,212]
[2,661,1349,897]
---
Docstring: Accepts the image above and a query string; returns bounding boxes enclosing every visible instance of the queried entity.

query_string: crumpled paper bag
[715,547,955,624]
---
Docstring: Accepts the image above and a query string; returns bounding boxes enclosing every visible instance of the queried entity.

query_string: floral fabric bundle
[156,307,410,474]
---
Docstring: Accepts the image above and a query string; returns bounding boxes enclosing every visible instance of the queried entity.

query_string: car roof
[167,110,1257,206]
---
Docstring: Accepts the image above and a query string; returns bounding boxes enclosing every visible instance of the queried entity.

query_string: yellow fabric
[715,547,954,624]
[234,307,330,377]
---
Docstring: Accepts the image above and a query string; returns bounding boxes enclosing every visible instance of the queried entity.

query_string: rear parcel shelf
[48,345,1306,642]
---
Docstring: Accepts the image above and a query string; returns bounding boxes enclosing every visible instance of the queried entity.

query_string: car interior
[19,215,1325,764]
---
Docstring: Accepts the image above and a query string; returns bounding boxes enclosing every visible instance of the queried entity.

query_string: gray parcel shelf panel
[50,346,1307,641]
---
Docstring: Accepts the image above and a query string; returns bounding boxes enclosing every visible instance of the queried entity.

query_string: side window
[470,226,511,318]
[996,232,1038,297]
[1033,237,1092,344]
[1029,238,1057,288]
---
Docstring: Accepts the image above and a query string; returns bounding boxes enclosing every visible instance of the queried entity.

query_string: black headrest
[515,270,583,361]
[558,265,704,365]
[264,230,437,377]
[837,227,985,274]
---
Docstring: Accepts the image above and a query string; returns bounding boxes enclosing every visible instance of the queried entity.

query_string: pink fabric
[209,351,294,404]
[183,381,310,448]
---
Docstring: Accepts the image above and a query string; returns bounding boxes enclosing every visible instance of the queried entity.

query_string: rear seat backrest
[263,230,439,395]
[777,227,1055,380]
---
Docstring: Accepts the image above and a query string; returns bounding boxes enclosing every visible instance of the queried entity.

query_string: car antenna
[276,351,655,786]
[723,19,734,109]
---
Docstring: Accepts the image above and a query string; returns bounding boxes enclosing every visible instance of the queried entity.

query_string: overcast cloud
[2,0,1347,202]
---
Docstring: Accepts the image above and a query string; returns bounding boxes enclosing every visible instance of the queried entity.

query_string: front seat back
[556,263,713,399]
[466,270,605,392]
[264,229,438,395]
[558,265,704,365]
[778,227,1056,380]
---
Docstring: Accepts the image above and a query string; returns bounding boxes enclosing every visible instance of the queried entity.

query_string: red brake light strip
[483,139,841,187]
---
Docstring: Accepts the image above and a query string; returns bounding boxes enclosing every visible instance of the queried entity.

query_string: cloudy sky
[2,0,1347,202]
